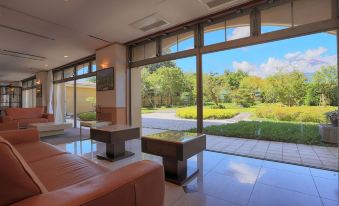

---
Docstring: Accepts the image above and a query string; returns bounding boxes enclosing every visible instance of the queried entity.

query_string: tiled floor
[56,132,338,206]
[140,128,338,171]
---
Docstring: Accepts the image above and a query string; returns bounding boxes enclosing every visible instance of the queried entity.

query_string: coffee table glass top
[142,131,204,143]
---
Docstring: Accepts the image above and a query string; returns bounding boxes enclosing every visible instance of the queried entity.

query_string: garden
[141,61,338,145]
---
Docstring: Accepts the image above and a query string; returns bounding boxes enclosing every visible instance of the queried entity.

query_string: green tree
[204,73,227,106]
[311,66,338,106]
[234,76,264,107]
[224,70,248,90]
[150,66,186,106]
[145,61,177,73]
[141,68,157,107]
[263,71,307,106]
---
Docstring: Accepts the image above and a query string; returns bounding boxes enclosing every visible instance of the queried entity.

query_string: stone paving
[142,111,250,130]
[142,128,339,171]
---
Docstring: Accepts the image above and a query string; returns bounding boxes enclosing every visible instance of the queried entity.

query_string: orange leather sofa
[2,108,54,127]
[0,129,165,206]
[0,121,18,131]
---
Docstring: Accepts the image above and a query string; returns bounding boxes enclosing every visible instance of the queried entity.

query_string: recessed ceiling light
[44,64,48,67]
[64,55,69,58]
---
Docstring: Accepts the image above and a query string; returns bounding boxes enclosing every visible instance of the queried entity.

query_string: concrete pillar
[96,43,127,124]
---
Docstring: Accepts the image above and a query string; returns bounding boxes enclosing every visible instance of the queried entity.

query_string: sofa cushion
[15,142,68,163]
[18,118,48,127]
[0,137,47,206]
[6,108,44,120]
[30,153,110,191]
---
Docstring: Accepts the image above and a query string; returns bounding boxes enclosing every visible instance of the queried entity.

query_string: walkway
[142,111,250,130]
[143,128,339,171]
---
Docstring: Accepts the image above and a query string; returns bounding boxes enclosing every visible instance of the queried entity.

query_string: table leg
[96,141,135,162]
[163,158,199,185]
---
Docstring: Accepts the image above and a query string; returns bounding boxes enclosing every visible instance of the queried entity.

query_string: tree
[234,76,264,107]
[141,68,157,107]
[144,61,177,73]
[224,70,248,90]
[310,66,338,106]
[204,73,227,106]
[262,71,307,106]
[150,66,186,106]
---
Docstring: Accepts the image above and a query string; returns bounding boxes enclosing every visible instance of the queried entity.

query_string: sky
[175,26,337,77]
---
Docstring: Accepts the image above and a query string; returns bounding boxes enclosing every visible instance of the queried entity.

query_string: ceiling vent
[130,13,169,32]
[199,0,250,10]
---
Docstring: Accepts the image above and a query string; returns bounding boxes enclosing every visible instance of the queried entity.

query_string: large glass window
[76,63,89,76]
[54,71,63,81]
[261,3,292,33]
[132,45,145,62]
[64,67,74,79]
[76,77,96,128]
[293,0,331,26]
[226,15,250,41]
[178,31,194,52]
[204,21,226,46]
[145,41,157,59]
[162,35,178,55]
[91,60,97,72]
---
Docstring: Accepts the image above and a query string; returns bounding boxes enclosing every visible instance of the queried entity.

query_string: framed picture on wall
[96,67,114,91]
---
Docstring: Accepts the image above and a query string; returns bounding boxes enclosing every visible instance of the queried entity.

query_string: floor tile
[322,198,339,206]
[248,183,323,206]
[313,176,339,201]
[257,167,318,195]
[190,172,255,206]
[173,192,239,206]
[262,160,311,175]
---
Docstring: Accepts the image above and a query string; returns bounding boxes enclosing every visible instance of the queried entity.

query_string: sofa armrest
[2,115,13,123]
[0,121,19,131]
[42,114,54,122]
[0,128,39,145]
[12,160,165,206]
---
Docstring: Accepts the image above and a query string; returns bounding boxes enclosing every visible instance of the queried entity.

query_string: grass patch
[192,121,323,145]
[78,112,96,121]
[255,106,335,123]
[176,108,239,119]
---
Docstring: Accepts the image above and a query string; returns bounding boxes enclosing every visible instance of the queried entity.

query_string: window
[132,45,145,62]
[145,41,157,59]
[91,60,97,72]
[161,35,178,55]
[64,67,74,79]
[76,63,89,75]
[204,21,226,46]
[178,30,194,52]
[261,3,292,33]
[293,0,331,26]
[54,71,63,81]
[226,15,250,41]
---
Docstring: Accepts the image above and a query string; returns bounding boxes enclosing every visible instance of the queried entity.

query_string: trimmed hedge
[255,106,335,123]
[191,121,322,145]
[176,108,239,119]
[78,112,96,121]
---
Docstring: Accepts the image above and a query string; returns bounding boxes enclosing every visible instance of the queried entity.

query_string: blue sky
[175,27,337,76]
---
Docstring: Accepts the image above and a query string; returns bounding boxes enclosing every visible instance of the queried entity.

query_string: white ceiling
[0,0,251,82]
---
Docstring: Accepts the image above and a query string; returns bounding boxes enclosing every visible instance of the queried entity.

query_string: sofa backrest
[0,136,47,206]
[5,108,44,120]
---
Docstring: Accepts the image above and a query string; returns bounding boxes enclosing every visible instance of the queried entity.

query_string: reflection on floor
[56,133,338,206]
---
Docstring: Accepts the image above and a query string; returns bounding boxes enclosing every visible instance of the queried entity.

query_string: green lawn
[190,121,327,145]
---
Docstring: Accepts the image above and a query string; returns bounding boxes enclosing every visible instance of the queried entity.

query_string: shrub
[78,112,96,121]
[210,104,226,109]
[176,108,239,119]
[190,121,322,145]
[255,106,335,123]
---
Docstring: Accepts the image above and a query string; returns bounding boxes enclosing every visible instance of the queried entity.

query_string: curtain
[46,70,54,113]
[54,83,66,123]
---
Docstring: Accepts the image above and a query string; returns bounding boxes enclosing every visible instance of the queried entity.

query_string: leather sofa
[0,129,165,206]
[0,121,18,131]
[2,108,54,127]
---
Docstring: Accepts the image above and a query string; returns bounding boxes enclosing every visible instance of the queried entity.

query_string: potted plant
[319,111,338,144]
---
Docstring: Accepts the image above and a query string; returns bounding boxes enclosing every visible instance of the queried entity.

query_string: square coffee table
[28,122,73,137]
[90,124,140,162]
[142,131,206,185]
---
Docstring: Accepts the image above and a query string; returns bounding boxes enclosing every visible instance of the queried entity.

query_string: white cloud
[227,26,250,41]
[232,47,337,77]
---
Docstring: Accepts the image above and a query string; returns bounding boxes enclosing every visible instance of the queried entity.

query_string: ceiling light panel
[129,13,169,32]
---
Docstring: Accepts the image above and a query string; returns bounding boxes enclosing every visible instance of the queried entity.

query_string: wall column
[96,43,128,124]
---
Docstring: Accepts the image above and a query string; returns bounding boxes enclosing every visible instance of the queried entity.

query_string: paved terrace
[142,111,339,171]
